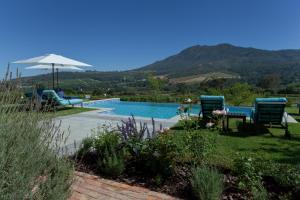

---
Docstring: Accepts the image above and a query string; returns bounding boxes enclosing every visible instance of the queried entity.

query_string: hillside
[138,43,300,84]
[22,44,300,87]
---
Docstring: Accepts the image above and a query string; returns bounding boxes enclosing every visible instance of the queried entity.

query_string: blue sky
[0,0,299,77]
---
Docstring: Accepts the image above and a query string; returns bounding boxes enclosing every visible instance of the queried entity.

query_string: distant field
[169,72,240,84]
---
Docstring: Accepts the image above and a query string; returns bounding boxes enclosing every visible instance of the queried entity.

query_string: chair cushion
[200,95,225,101]
[68,99,83,105]
[253,97,287,124]
[255,98,287,103]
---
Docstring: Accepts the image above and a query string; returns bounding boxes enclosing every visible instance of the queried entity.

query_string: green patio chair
[199,95,225,119]
[41,90,83,109]
[251,97,289,137]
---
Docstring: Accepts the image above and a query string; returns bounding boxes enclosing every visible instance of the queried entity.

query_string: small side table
[226,112,247,130]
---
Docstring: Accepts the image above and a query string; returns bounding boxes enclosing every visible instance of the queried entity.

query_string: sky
[0,0,300,77]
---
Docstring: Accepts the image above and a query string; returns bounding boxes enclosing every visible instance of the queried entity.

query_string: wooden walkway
[69,171,179,200]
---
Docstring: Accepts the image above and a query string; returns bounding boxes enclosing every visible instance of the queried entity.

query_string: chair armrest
[283,112,288,124]
[251,108,255,119]
[225,107,229,113]
[198,110,202,118]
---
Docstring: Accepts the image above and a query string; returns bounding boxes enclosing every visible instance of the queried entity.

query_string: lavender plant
[0,68,73,200]
[116,115,163,157]
[117,115,163,141]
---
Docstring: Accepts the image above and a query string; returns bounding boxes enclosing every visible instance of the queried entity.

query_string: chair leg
[284,123,290,139]
[283,112,290,138]
[222,118,225,131]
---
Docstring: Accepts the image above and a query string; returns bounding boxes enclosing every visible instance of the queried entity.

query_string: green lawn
[173,106,300,169]
[50,107,96,117]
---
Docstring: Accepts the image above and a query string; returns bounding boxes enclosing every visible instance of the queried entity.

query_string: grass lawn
[50,107,96,117]
[172,106,300,169]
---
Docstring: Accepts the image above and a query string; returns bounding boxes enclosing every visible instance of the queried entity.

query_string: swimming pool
[83,99,253,119]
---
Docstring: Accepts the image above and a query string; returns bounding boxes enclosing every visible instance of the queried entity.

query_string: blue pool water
[84,99,253,119]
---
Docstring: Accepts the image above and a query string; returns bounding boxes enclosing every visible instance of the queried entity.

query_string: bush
[191,166,223,200]
[78,130,125,176]
[208,83,259,106]
[0,75,73,199]
[233,156,268,200]
[254,160,300,198]
[141,138,173,178]
[139,130,217,179]
[77,137,94,157]
[95,130,125,176]
[98,147,125,177]
[189,131,216,163]
[117,115,162,161]
[178,118,200,132]
[93,131,121,156]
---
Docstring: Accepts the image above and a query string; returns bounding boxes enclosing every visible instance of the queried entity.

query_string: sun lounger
[41,90,83,108]
[251,97,289,137]
[199,95,225,119]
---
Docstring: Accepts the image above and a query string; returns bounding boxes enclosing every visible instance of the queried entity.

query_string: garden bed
[72,117,300,200]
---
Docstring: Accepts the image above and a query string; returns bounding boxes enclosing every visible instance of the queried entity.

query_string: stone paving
[69,171,179,200]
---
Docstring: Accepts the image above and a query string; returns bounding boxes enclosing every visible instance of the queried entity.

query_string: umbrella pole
[56,68,59,88]
[52,63,55,89]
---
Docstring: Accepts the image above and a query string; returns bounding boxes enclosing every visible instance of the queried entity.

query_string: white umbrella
[25,65,84,88]
[25,65,84,70]
[13,54,91,88]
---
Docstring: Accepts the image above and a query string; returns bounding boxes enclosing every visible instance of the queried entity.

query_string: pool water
[84,99,252,119]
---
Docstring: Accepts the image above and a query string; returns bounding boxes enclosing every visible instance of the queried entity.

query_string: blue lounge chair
[199,95,225,120]
[41,90,83,108]
[54,88,80,100]
[251,97,289,137]
[199,95,226,129]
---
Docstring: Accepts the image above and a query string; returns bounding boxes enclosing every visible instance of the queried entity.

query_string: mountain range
[137,43,300,84]
[23,43,300,86]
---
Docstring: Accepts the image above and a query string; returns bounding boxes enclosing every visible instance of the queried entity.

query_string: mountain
[138,43,300,83]
[22,44,300,87]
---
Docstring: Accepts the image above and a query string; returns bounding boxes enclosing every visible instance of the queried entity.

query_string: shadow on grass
[223,121,298,139]
[256,141,300,165]
[221,121,271,137]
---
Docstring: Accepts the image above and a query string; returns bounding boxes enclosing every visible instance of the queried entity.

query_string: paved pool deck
[57,109,179,154]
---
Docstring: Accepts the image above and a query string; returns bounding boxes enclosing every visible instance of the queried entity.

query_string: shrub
[262,162,300,189]
[233,156,268,200]
[179,118,200,132]
[98,147,125,177]
[208,83,259,106]
[0,73,73,199]
[254,160,300,198]
[117,115,162,159]
[189,131,216,163]
[93,131,121,156]
[117,115,162,141]
[141,137,173,178]
[191,166,223,200]
[78,130,125,176]
[77,137,94,157]
[139,130,217,179]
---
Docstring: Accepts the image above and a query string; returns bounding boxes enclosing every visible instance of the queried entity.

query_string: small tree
[226,83,256,106]
[257,74,281,91]
[147,73,164,100]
